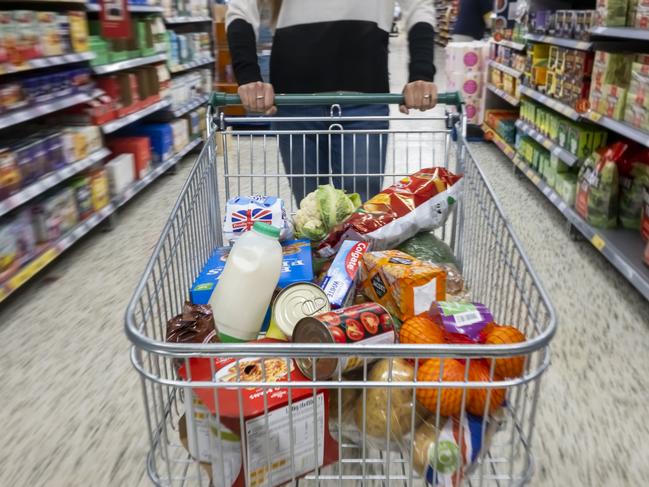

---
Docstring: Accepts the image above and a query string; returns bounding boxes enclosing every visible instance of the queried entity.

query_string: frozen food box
[178,339,339,487]
[190,239,313,305]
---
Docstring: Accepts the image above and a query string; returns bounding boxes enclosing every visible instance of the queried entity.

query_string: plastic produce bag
[397,232,458,266]
[576,142,628,228]
[317,168,462,258]
[293,184,361,241]
[619,155,649,230]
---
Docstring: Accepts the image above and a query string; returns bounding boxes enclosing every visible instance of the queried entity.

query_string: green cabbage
[294,185,361,241]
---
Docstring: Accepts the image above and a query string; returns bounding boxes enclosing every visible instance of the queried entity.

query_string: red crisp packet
[316,168,462,258]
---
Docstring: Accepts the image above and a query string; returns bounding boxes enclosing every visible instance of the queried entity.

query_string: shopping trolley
[125,92,557,487]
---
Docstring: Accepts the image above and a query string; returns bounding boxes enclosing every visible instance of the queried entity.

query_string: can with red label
[291,302,396,380]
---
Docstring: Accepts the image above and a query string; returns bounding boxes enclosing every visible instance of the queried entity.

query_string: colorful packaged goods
[320,239,369,309]
[429,301,494,343]
[576,142,628,228]
[318,168,462,257]
[223,195,291,242]
[619,156,649,230]
[359,249,447,321]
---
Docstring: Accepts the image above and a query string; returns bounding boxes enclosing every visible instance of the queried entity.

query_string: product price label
[245,393,325,487]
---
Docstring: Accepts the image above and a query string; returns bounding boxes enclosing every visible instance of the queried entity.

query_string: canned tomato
[265,282,331,339]
[291,302,396,380]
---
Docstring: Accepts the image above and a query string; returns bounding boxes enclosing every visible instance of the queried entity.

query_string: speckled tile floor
[1,32,649,487]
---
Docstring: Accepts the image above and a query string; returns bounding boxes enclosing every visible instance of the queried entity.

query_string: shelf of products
[0,89,101,131]
[511,154,649,300]
[165,16,212,24]
[524,34,592,51]
[519,85,581,121]
[488,60,522,78]
[0,148,110,218]
[92,53,167,75]
[114,137,202,208]
[170,94,209,118]
[1,52,95,76]
[0,203,115,304]
[583,111,649,149]
[514,120,579,167]
[590,27,649,41]
[482,123,516,160]
[100,99,171,134]
[86,3,164,13]
[487,84,520,107]
[492,39,526,51]
[168,56,214,74]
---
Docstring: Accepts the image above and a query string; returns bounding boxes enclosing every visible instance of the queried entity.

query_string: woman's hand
[238,81,277,115]
[399,80,438,114]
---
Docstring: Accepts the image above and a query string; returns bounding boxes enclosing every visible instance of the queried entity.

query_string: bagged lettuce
[293,185,361,241]
[397,232,458,266]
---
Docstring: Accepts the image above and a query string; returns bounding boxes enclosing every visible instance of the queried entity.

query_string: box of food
[178,339,339,487]
[107,136,151,179]
[13,11,41,62]
[320,240,369,309]
[69,176,93,220]
[106,153,135,196]
[595,0,628,26]
[359,249,447,321]
[37,12,64,57]
[68,11,89,53]
[191,239,314,305]
[89,168,110,211]
[32,187,79,242]
[124,123,174,164]
[0,149,21,199]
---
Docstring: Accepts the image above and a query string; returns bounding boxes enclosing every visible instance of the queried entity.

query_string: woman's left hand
[400,80,438,114]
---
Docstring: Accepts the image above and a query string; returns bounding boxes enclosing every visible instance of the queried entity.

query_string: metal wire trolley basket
[125,92,557,487]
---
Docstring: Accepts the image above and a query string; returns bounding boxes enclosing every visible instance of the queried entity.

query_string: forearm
[408,22,435,82]
[227,19,263,85]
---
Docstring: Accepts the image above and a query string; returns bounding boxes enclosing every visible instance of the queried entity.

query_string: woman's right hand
[238,81,277,115]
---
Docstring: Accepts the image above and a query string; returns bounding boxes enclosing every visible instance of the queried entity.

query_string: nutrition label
[245,393,325,487]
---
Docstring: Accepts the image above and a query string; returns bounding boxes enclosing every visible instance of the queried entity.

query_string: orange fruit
[484,325,526,378]
[399,315,445,345]
[466,360,506,416]
[416,358,465,417]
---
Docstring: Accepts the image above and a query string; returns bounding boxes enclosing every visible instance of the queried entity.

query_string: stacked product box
[545,46,593,111]
[88,16,164,65]
[485,109,518,145]
[0,126,103,199]
[167,31,211,67]
[445,41,489,125]
[120,124,175,164]
[522,44,549,91]
[0,10,90,73]
[95,64,163,116]
[588,51,635,122]
[530,9,596,38]
[106,137,152,180]
[163,0,210,18]
[168,69,211,109]
[623,60,649,130]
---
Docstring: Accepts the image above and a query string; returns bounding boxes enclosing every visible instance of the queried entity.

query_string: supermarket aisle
[1,30,649,487]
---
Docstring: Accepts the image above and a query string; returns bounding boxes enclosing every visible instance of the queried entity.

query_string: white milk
[210,222,282,341]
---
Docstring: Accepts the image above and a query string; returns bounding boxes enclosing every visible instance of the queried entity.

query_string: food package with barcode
[359,250,447,321]
[178,338,339,487]
[222,195,293,242]
[428,301,494,343]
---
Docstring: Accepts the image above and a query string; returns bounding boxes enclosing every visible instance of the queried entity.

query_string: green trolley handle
[209,91,463,110]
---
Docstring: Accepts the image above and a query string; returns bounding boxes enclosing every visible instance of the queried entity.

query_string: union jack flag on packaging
[223,195,289,241]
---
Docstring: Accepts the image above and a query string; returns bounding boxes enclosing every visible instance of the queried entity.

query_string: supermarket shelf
[590,26,649,41]
[489,60,522,78]
[114,137,202,208]
[0,204,115,304]
[511,154,649,301]
[583,111,649,149]
[165,16,212,24]
[1,51,95,76]
[168,56,214,74]
[0,148,110,218]
[492,39,526,51]
[487,84,520,106]
[519,85,581,121]
[514,120,579,167]
[169,94,209,117]
[100,99,171,134]
[524,34,592,51]
[86,3,164,12]
[0,89,101,131]
[482,123,516,160]
[92,53,167,75]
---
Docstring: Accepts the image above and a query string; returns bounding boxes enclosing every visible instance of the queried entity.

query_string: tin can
[291,302,396,380]
[265,282,330,339]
